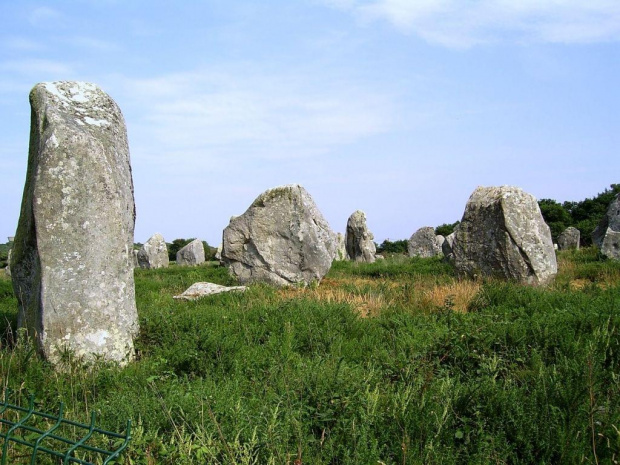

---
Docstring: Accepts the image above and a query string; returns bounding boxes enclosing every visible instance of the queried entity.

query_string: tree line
[377,184,619,253]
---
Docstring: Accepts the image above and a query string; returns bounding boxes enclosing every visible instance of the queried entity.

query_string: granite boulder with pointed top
[452,185,557,285]
[221,184,337,286]
[176,238,205,266]
[408,227,443,258]
[137,233,169,269]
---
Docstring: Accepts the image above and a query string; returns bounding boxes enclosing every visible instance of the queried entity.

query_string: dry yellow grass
[419,279,481,313]
[278,277,396,317]
[277,275,481,316]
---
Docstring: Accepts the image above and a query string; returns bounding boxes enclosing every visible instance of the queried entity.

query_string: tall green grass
[0,252,618,463]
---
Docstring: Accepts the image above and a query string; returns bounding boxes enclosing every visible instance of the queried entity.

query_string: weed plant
[0,250,618,463]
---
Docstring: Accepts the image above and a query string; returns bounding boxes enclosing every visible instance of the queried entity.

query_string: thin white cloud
[0,59,74,76]
[115,66,395,163]
[329,0,620,47]
[29,6,64,27]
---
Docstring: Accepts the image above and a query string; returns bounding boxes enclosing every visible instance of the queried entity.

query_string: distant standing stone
[452,186,557,285]
[10,81,138,365]
[334,233,349,261]
[345,210,376,263]
[557,227,580,251]
[408,227,443,258]
[222,184,337,286]
[442,231,456,262]
[592,193,620,260]
[176,239,205,266]
[4,249,11,277]
[137,233,169,269]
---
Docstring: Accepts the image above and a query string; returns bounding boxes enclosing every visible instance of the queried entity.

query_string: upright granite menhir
[10,81,138,365]
[345,210,376,263]
[453,186,557,286]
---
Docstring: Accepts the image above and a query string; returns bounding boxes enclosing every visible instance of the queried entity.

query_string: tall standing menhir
[10,81,139,366]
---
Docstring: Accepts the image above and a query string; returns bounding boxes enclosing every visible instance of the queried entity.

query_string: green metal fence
[0,390,131,464]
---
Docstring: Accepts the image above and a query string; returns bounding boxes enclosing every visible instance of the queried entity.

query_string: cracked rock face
[452,186,557,286]
[345,210,376,263]
[221,184,337,286]
[408,227,443,258]
[592,194,620,260]
[137,233,169,269]
[10,81,138,365]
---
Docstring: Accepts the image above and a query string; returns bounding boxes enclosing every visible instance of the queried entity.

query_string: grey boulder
[137,233,169,269]
[592,194,620,259]
[345,210,376,263]
[453,186,557,285]
[600,230,620,260]
[176,239,205,266]
[4,249,11,277]
[10,81,138,365]
[173,282,247,301]
[557,226,580,251]
[221,184,337,286]
[408,227,443,258]
[442,231,456,262]
[334,233,349,261]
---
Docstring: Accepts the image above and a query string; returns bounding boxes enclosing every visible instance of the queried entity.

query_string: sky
[1,0,619,246]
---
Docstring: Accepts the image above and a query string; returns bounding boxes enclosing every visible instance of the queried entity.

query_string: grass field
[0,248,619,464]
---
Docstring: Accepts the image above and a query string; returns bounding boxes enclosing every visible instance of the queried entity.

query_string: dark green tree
[167,238,195,262]
[538,184,620,246]
[538,199,572,242]
[435,221,460,237]
[376,239,408,255]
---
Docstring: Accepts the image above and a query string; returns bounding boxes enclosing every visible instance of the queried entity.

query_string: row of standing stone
[6,81,619,367]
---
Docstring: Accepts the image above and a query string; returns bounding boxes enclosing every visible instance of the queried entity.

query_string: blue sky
[1,1,619,246]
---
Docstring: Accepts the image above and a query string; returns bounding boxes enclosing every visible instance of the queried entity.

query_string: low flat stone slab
[173,282,247,301]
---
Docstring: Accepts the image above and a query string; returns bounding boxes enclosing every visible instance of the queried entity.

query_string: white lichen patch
[83,116,110,127]
[41,81,113,129]
[84,329,110,347]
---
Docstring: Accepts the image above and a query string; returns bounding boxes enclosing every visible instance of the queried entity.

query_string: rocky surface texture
[333,233,349,261]
[173,282,247,301]
[408,227,443,258]
[5,249,11,277]
[452,186,557,285]
[442,231,456,262]
[221,184,337,286]
[345,210,376,263]
[137,233,169,269]
[557,226,580,251]
[10,81,138,365]
[176,239,205,266]
[592,194,620,260]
